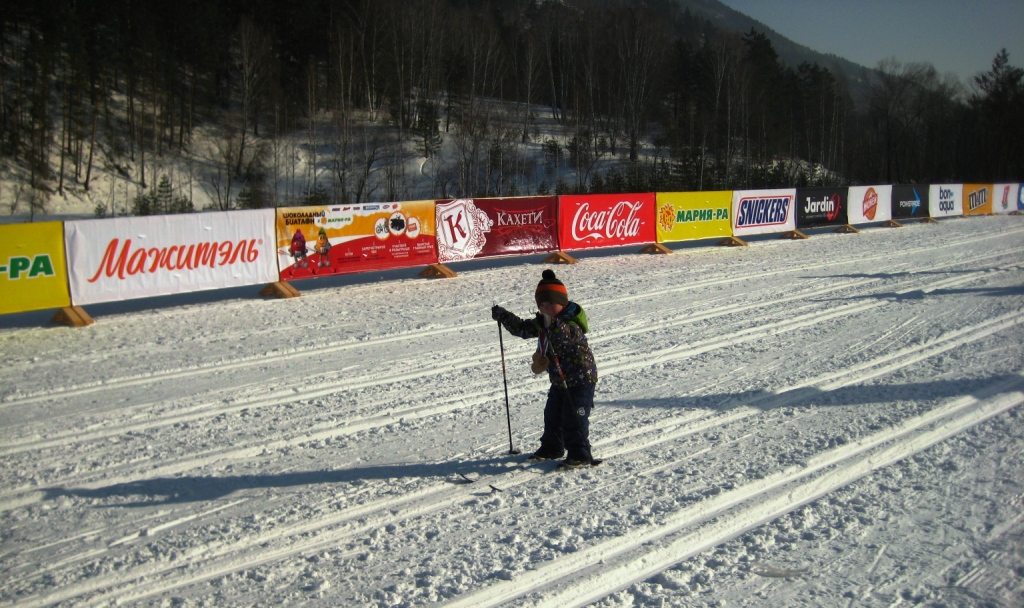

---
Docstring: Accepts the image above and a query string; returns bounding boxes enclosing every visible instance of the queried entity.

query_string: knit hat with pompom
[535,269,569,307]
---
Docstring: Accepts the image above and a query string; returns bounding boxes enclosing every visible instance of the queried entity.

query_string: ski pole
[497,318,521,455]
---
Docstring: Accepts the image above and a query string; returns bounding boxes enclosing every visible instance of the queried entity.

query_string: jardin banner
[731,189,797,237]
[963,184,994,216]
[435,196,558,263]
[929,184,963,218]
[66,210,277,306]
[796,187,848,229]
[847,185,893,225]
[0,222,71,315]
[992,183,1019,214]
[891,185,929,221]
[557,193,656,251]
[276,201,437,279]
[655,191,733,243]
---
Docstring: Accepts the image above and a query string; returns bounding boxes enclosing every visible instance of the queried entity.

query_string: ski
[556,458,603,470]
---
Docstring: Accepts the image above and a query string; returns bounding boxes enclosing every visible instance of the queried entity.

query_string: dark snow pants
[539,383,595,462]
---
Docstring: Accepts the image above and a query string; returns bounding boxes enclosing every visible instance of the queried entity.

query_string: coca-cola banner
[992,183,1020,215]
[963,184,994,216]
[557,193,656,251]
[436,196,558,263]
[731,189,797,237]
[66,210,278,306]
[796,187,848,229]
[891,185,929,220]
[847,186,892,225]
[929,184,963,218]
[655,191,733,243]
[276,201,437,279]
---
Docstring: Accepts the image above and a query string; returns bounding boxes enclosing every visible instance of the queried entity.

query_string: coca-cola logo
[88,237,262,282]
[571,201,644,241]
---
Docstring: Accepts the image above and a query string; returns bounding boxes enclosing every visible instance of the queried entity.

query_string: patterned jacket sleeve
[497,310,541,339]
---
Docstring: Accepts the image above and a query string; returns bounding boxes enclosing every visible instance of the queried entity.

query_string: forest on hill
[1,0,1022,217]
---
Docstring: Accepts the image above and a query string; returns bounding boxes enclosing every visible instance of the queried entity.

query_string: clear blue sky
[717,0,1024,85]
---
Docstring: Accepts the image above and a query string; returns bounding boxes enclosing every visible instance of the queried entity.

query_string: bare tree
[233,17,272,177]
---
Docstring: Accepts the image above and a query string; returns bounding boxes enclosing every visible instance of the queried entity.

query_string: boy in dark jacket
[491,270,599,467]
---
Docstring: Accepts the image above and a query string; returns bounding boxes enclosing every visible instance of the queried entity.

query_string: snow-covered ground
[2,216,1023,607]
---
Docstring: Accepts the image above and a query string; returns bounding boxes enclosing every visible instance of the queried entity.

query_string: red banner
[435,196,558,262]
[557,193,656,251]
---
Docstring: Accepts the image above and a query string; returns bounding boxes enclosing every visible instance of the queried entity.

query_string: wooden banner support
[1010,210,1023,216]
[717,236,748,247]
[834,224,861,234]
[881,219,903,228]
[52,306,94,328]
[419,264,457,278]
[920,217,938,223]
[780,230,808,240]
[639,243,672,255]
[543,251,579,265]
[260,281,301,298]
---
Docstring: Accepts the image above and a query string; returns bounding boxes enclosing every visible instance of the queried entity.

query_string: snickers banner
[732,189,797,237]
[436,196,558,263]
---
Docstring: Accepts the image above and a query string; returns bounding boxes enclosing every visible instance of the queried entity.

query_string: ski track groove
[8,302,1022,608]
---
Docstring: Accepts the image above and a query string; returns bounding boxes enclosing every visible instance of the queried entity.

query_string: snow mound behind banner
[1,216,1023,606]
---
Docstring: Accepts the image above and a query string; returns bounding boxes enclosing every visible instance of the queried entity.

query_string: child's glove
[491,305,507,321]
[531,352,550,374]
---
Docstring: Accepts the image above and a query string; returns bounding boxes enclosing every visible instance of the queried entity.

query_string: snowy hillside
[1,216,1023,607]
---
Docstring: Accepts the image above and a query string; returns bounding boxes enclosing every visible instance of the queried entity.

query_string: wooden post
[260,281,301,298]
[543,251,578,264]
[780,230,808,240]
[419,264,457,278]
[881,219,903,228]
[52,306,94,327]
[834,224,861,234]
[717,236,748,247]
[638,243,672,254]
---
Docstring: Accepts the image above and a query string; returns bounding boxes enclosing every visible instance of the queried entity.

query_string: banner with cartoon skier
[891,185,929,221]
[66,209,277,306]
[731,189,797,237]
[962,184,994,216]
[0,222,71,315]
[929,184,963,218]
[435,196,558,263]
[655,191,733,243]
[276,201,437,279]
[557,193,656,251]
[847,185,893,225]
[992,184,1020,215]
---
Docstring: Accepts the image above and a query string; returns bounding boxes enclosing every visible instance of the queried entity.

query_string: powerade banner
[0,222,71,315]
[796,187,848,228]
[435,196,558,263]
[655,191,733,243]
[963,184,994,216]
[66,210,277,306]
[847,185,892,225]
[992,183,1020,214]
[276,201,436,279]
[731,189,797,237]
[557,193,656,251]
[929,184,963,218]
[891,185,929,220]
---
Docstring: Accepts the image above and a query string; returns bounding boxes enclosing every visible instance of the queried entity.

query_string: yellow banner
[963,184,994,215]
[0,222,71,315]
[656,191,734,243]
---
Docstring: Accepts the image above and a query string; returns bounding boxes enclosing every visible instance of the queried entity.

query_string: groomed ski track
[1,217,1022,606]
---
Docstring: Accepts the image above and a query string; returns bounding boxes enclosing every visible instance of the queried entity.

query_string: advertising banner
[847,185,893,225]
[66,210,277,306]
[655,191,733,243]
[435,196,558,263]
[992,183,1019,214]
[732,189,797,237]
[929,184,963,218]
[891,185,929,220]
[962,184,994,216]
[796,187,848,229]
[557,193,656,251]
[0,222,71,315]
[276,201,436,279]
[1019,184,1024,212]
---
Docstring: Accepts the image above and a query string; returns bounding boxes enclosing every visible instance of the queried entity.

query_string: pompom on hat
[535,269,569,307]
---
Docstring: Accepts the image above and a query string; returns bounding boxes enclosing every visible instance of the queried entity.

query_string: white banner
[66,210,278,305]
[732,189,797,237]
[928,184,963,218]
[992,183,1020,215]
[847,185,892,225]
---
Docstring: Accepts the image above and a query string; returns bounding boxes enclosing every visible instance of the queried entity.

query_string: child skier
[491,269,599,467]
